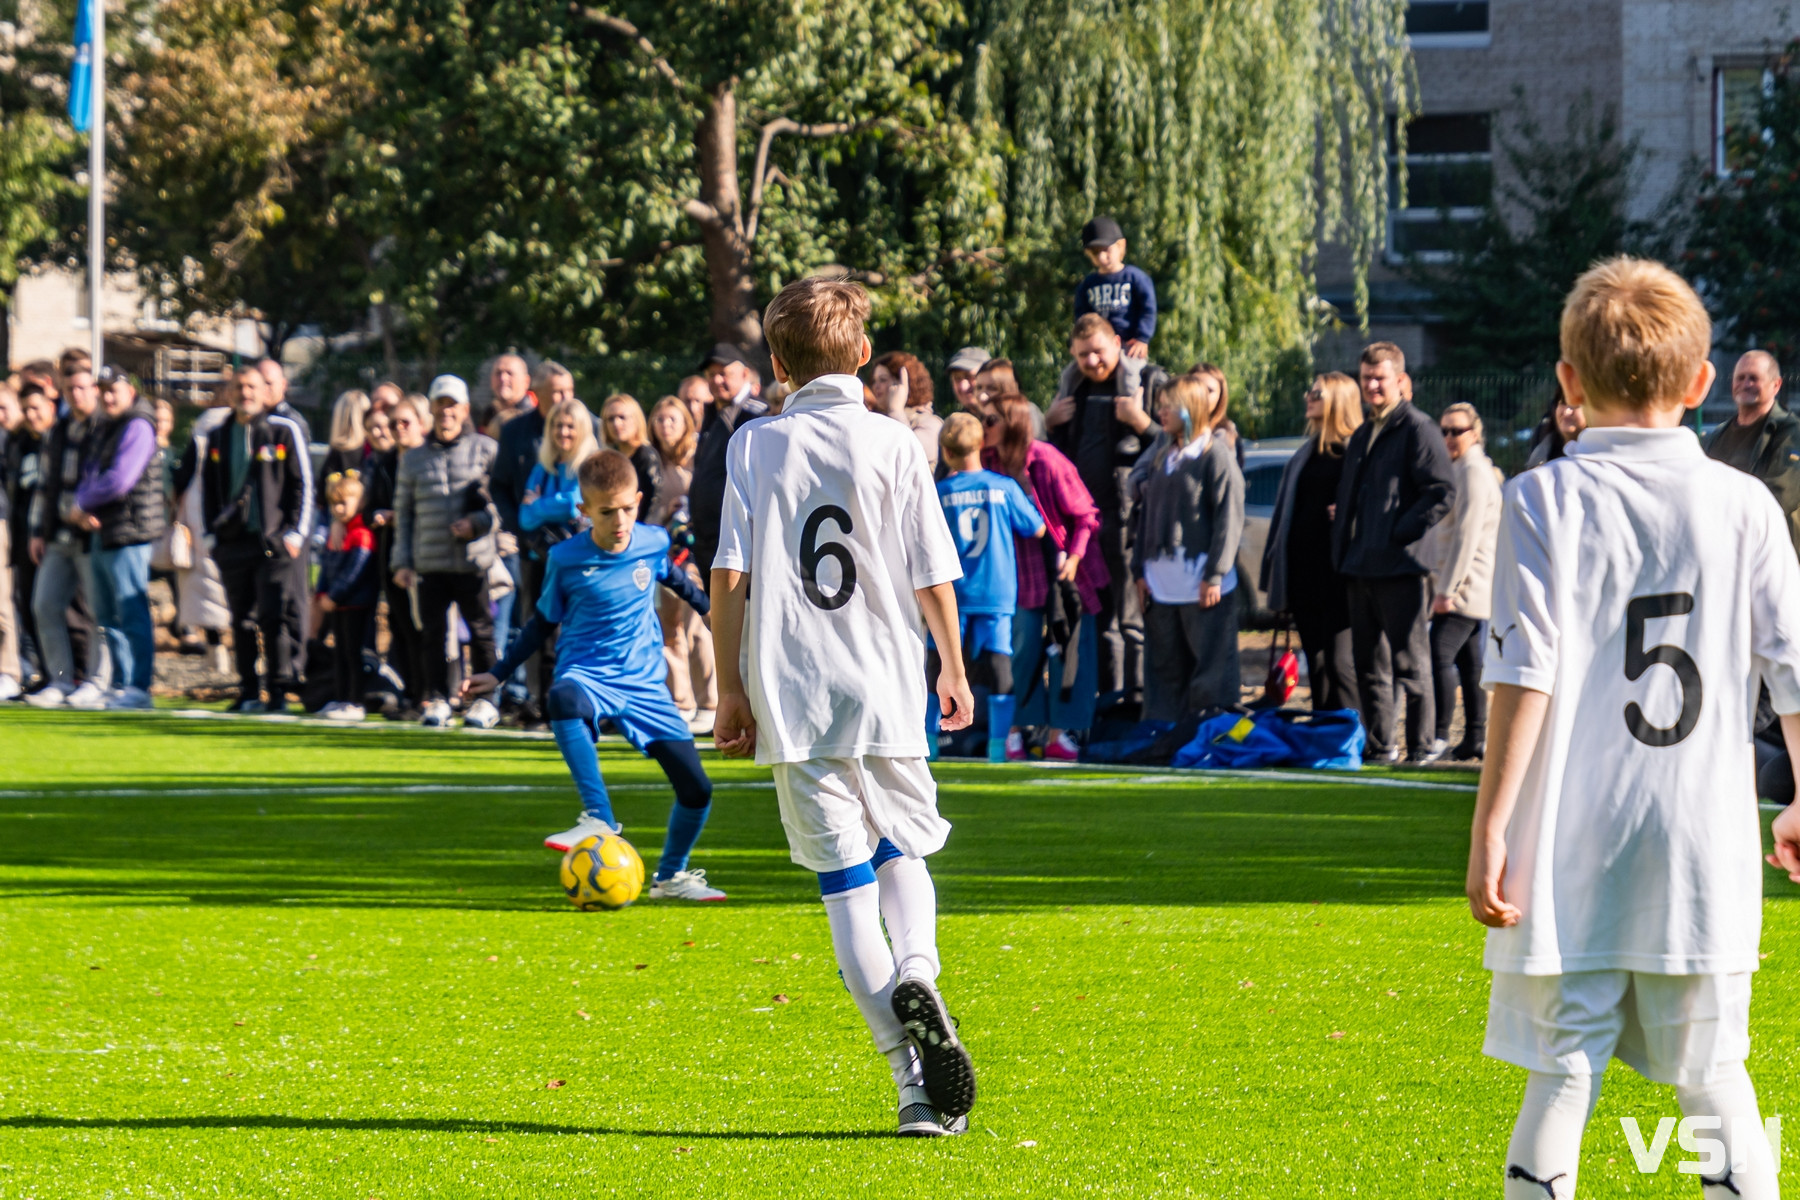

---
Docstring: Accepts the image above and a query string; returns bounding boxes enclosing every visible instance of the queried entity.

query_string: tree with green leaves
[968,0,1414,388]
[1404,92,1645,371]
[112,0,1412,405]
[1676,39,1800,363]
[114,0,371,354]
[0,6,82,367]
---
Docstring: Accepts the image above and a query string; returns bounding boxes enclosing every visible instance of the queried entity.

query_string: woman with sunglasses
[1417,402,1502,760]
[1261,373,1363,713]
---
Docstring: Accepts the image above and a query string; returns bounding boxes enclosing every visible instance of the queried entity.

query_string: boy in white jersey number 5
[1470,257,1800,1199]
[710,278,978,1137]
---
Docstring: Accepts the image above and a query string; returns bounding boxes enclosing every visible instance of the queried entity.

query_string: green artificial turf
[0,709,1795,1197]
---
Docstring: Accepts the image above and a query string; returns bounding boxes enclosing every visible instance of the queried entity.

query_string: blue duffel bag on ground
[1170,708,1365,771]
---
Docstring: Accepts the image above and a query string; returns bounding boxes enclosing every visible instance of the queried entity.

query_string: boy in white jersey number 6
[710,278,978,1137]
[1470,257,1800,1199]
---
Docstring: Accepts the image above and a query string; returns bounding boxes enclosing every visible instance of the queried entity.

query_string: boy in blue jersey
[462,449,725,902]
[933,414,1044,706]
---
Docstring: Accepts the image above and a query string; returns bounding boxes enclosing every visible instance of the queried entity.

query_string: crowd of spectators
[4,216,1791,769]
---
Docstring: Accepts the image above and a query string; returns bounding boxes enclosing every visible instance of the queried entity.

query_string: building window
[1406,2,1490,49]
[1387,113,1493,262]
[1714,65,1771,174]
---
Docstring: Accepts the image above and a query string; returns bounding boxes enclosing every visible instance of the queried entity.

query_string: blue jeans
[1011,607,1098,735]
[491,552,529,705]
[91,541,154,691]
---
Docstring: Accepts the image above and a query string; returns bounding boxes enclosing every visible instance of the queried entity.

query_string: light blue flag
[69,0,94,132]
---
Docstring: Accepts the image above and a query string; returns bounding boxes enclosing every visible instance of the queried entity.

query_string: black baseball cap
[96,364,128,387]
[1081,216,1125,248]
[700,342,750,370]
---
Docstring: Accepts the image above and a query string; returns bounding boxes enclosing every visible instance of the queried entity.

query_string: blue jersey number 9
[956,506,989,560]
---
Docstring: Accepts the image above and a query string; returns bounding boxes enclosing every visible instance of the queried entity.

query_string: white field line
[938,757,1479,794]
[0,782,777,799]
[34,707,1486,796]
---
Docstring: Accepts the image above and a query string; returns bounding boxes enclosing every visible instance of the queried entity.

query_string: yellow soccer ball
[559,833,645,911]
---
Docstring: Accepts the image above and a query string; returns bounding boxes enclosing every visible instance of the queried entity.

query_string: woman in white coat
[171,394,234,675]
[1418,402,1502,760]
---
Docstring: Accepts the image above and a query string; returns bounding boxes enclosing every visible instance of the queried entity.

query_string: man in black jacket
[1046,314,1163,703]
[688,343,765,590]
[1704,350,1800,558]
[24,364,109,707]
[196,364,311,712]
[1331,343,1456,763]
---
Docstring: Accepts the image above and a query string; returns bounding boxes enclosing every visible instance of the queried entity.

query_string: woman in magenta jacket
[981,393,1108,761]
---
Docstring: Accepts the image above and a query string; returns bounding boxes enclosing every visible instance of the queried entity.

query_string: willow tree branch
[746,117,874,243]
[571,6,688,94]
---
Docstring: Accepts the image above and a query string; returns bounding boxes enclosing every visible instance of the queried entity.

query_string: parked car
[1235,436,1303,625]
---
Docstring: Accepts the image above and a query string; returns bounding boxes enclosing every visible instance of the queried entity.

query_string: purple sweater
[75,415,157,512]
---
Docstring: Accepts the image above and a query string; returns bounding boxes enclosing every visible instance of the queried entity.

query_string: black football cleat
[891,979,976,1118]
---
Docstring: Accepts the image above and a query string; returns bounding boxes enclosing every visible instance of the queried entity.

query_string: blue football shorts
[556,669,694,751]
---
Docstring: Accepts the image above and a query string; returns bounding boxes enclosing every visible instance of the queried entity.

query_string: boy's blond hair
[939,411,983,459]
[1561,257,1711,411]
[763,278,870,385]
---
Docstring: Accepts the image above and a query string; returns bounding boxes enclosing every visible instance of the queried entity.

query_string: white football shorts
[1484,969,1752,1085]
[770,756,949,873]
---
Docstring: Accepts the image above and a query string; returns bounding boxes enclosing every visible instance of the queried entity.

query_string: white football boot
[419,699,452,727]
[544,813,620,853]
[325,703,365,722]
[105,686,154,710]
[897,1084,968,1137]
[24,682,72,708]
[463,698,500,729]
[65,681,109,710]
[648,869,727,901]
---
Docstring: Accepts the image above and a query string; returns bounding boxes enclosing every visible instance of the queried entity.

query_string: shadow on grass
[0,1114,890,1140]
[0,709,1483,911]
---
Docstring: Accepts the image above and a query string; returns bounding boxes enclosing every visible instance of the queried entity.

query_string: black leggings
[1430,613,1487,743]
[417,571,494,702]
[544,677,711,810]
[329,607,371,704]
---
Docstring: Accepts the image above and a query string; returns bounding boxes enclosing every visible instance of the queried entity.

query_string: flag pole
[87,0,105,371]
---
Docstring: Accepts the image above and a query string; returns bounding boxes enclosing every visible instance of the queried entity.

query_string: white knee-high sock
[876,855,940,986]
[821,881,906,1051]
[1505,1071,1601,1199]
[1676,1063,1779,1200]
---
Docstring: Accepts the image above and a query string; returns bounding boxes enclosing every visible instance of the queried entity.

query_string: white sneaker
[104,686,154,711]
[25,682,73,709]
[897,1083,967,1137]
[648,868,727,901]
[316,701,345,717]
[420,699,452,727]
[65,681,109,710]
[0,675,20,701]
[544,813,621,853]
[687,709,717,736]
[463,698,500,729]
[326,703,365,722]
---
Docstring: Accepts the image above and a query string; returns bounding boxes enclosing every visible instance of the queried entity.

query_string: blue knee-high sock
[658,804,709,880]
[646,739,712,881]
[552,719,616,826]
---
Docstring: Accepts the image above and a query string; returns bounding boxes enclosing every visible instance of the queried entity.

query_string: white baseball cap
[426,374,470,406]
